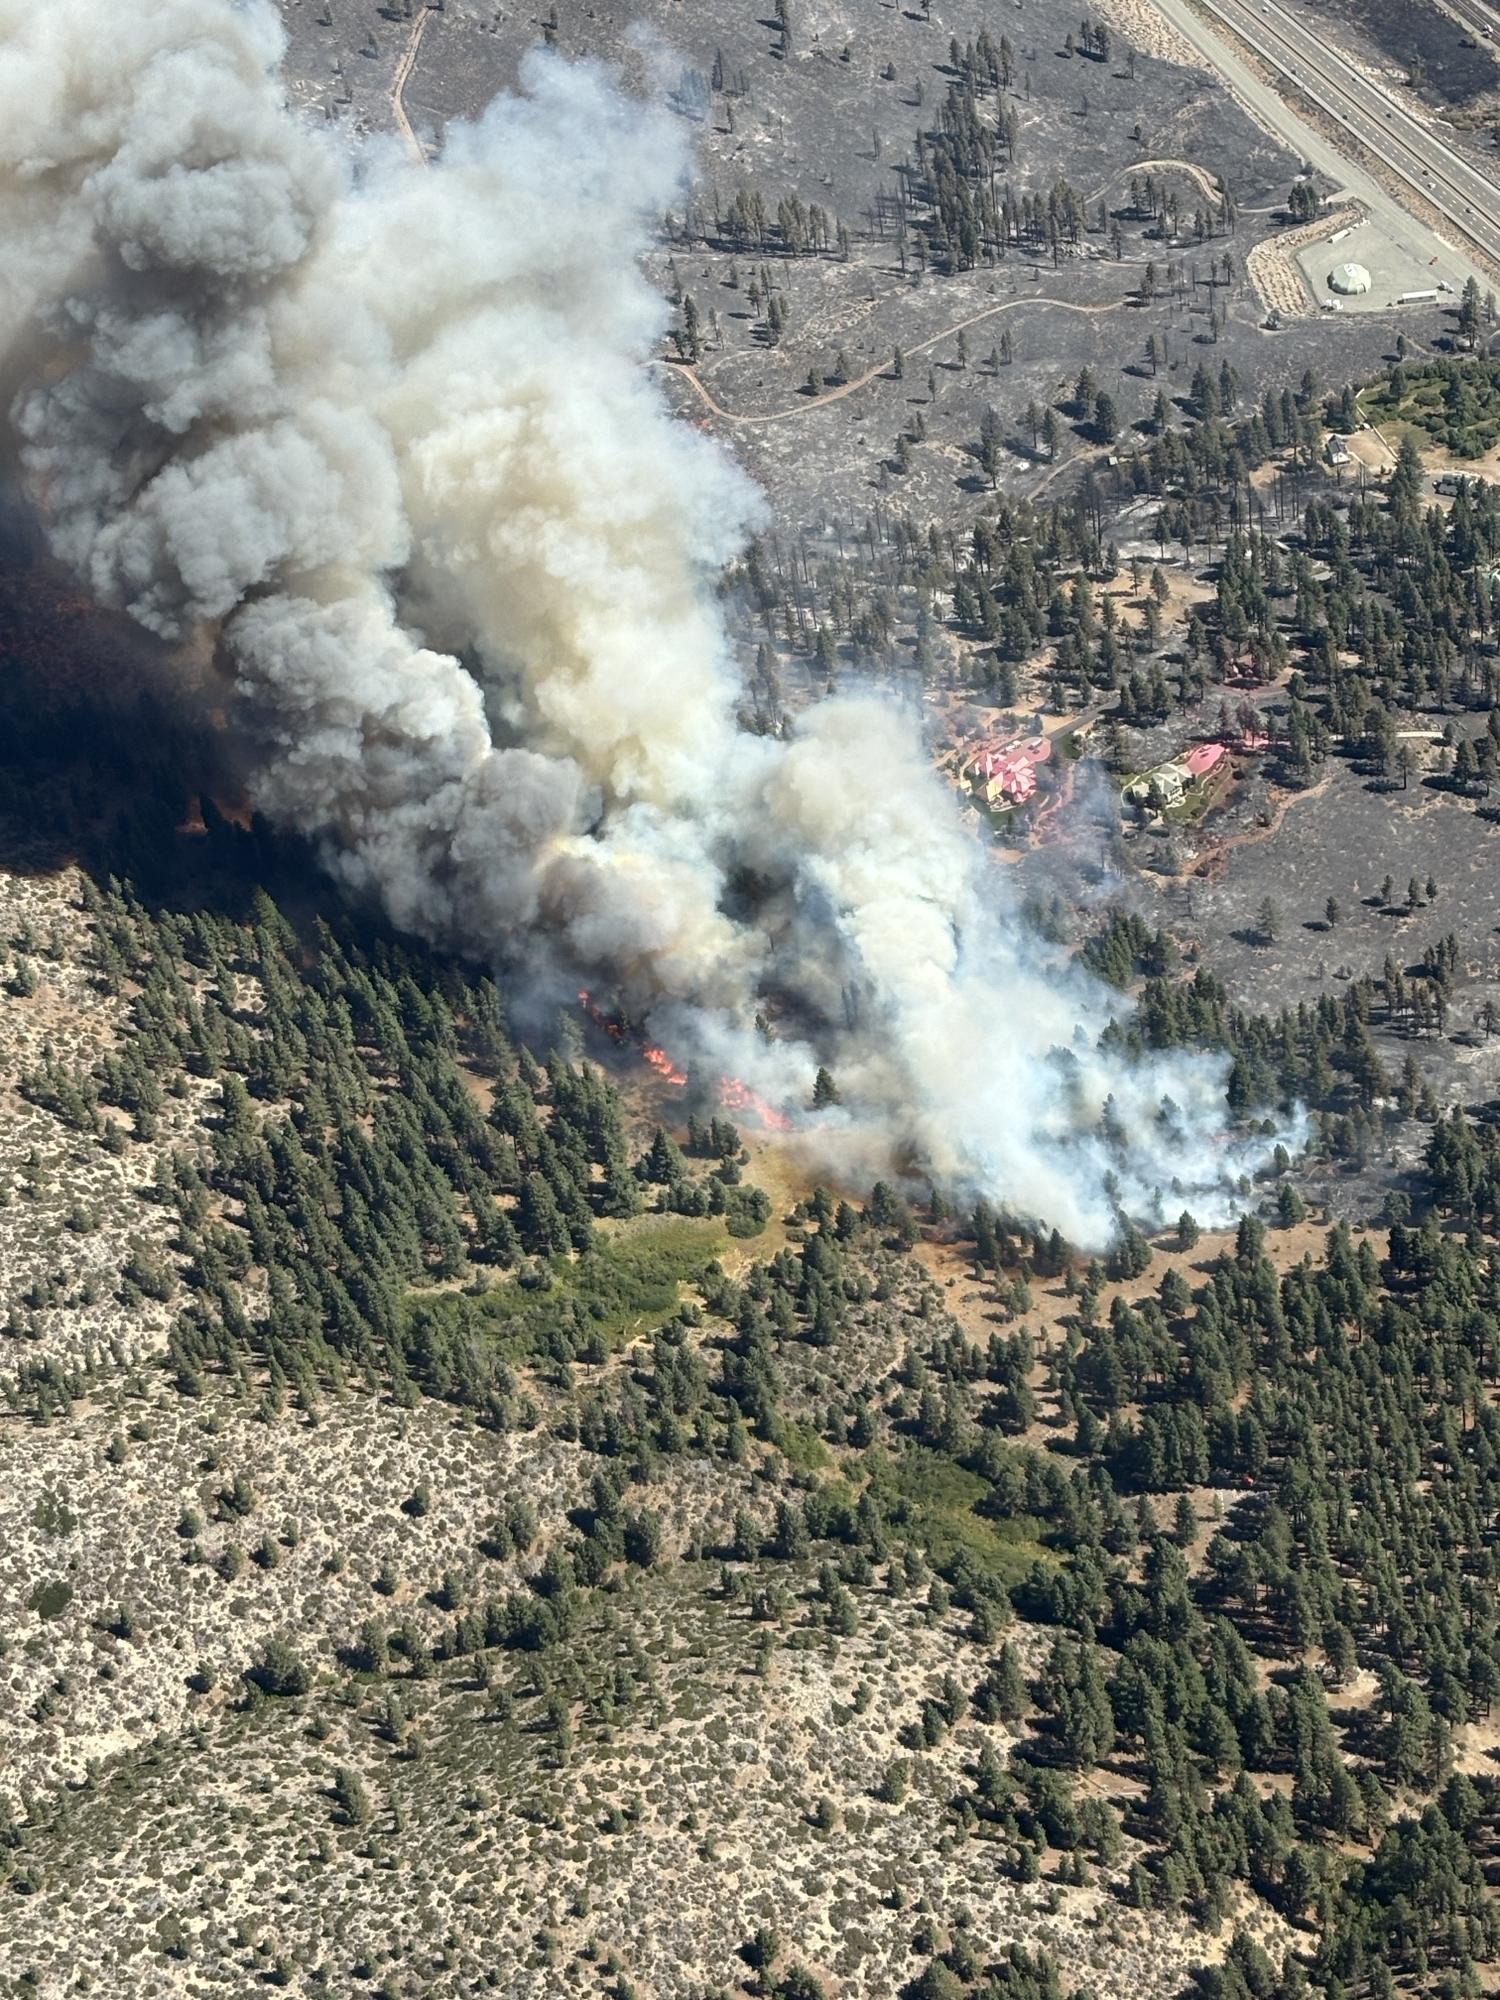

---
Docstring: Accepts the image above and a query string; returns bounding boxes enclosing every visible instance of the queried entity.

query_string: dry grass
[0,871,206,1374]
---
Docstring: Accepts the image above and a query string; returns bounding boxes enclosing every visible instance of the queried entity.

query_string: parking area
[1293,215,1466,313]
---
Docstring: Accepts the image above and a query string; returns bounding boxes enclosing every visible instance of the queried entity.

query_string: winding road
[664,294,1132,429]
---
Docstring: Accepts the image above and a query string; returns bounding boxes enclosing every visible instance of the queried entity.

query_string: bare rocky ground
[0,1380,596,1801]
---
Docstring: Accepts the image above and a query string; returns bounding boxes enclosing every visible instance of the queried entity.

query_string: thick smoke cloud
[0,0,1279,1244]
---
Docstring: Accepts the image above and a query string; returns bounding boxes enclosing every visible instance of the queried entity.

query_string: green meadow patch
[862,1444,1049,1589]
[409,1214,728,1362]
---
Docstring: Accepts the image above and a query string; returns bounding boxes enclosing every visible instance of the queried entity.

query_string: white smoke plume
[0,0,1280,1245]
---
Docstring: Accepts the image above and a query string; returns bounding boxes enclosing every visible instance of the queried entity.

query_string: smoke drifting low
[0,0,1279,1244]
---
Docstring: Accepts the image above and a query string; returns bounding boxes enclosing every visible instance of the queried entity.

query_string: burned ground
[274,0,1427,532]
[1134,763,1500,1216]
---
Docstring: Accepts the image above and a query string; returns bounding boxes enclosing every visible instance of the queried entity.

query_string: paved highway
[1206,0,1500,269]
[1153,0,1500,295]
[1444,0,1500,43]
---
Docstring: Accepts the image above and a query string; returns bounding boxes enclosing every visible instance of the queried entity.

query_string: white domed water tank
[1328,262,1372,296]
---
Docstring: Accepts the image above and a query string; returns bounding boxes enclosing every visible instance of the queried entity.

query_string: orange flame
[644,1045,689,1087]
[578,989,625,1041]
[579,994,792,1128]
[719,1075,793,1132]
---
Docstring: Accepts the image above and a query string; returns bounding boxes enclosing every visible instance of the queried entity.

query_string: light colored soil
[0,1558,1290,2000]
[0,1384,603,1800]
[1093,0,1203,67]
[0,870,218,1375]
[390,2,434,165]
[1246,203,1365,317]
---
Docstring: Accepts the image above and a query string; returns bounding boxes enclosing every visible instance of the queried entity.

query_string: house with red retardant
[1123,741,1233,816]
[958,734,1052,816]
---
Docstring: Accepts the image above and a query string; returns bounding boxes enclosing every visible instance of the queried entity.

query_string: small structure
[1224,651,1269,688]
[1325,433,1351,467]
[1328,261,1372,297]
[958,734,1052,816]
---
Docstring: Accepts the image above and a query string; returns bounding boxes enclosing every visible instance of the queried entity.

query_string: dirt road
[391,4,434,166]
[665,296,1129,429]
